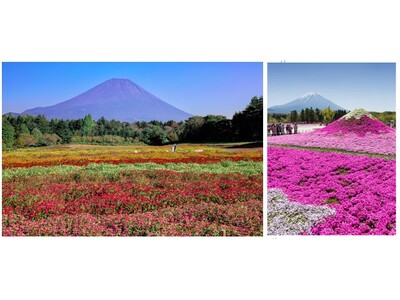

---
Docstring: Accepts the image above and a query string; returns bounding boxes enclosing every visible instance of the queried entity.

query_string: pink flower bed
[268,114,395,155]
[268,131,395,155]
[268,146,396,235]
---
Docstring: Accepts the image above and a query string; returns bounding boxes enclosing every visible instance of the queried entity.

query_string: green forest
[268,107,396,125]
[268,107,348,124]
[2,96,262,148]
[369,111,396,124]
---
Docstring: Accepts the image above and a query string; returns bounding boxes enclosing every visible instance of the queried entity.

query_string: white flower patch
[341,108,373,120]
[267,189,336,235]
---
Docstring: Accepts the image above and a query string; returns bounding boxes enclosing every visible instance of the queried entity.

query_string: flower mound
[319,114,393,137]
[267,189,335,235]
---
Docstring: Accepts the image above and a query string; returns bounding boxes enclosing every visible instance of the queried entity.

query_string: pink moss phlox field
[268,115,395,155]
[268,131,395,155]
[268,146,396,235]
[319,115,394,136]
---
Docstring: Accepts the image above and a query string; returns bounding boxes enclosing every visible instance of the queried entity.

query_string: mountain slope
[268,92,346,113]
[21,78,192,122]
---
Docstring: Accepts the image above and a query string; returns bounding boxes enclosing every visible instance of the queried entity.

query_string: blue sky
[268,63,396,112]
[2,62,263,118]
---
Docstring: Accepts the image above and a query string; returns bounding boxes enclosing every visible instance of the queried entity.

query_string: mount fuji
[19,78,193,122]
[268,92,346,113]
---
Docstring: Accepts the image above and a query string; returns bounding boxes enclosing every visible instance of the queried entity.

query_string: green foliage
[167,130,179,142]
[43,133,62,146]
[2,118,15,148]
[267,113,287,123]
[15,133,38,147]
[300,109,305,122]
[71,135,136,145]
[315,108,323,123]
[31,128,44,145]
[34,115,51,133]
[369,111,396,124]
[182,116,205,142]
[333,109,348,121]
[321,106,335,124]
[19,123,30,135]
[232,96,263,141]
[201,115,233,142]
[56,120,72,144]
[49,119,59,133]
[141,125,169,145]
[2,95,263,148]
[323,197,340,204]
[3,161,263,181]
[268,107,348,124]
[289,110,298,123]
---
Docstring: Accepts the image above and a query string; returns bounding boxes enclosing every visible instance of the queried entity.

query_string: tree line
[2,96,262,148]
[268,106,348,124]
[369,111,396,124]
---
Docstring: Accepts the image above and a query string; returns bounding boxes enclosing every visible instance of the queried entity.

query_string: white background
[0,0,399,299]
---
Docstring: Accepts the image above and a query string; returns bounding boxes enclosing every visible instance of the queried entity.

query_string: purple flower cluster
[268,147,396,235]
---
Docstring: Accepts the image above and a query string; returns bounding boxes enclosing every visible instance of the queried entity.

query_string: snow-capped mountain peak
[268,92,346,113]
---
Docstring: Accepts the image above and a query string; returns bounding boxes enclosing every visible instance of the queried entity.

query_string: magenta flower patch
[268,114,395,155]
[268,112,395,155]
[268,146,396,235]
[268,131,395,155]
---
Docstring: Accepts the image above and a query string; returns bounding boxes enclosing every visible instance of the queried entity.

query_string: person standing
[272,124,277,136]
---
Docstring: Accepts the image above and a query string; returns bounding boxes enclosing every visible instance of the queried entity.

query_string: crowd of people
[268,123,298,136]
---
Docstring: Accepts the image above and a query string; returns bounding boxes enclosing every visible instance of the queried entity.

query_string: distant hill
[268,92,346,113]
[16,78,192,122]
